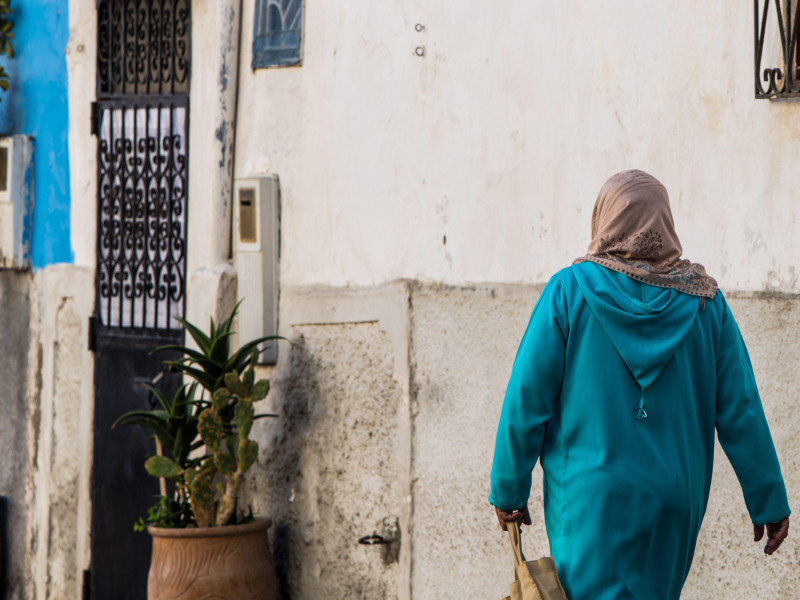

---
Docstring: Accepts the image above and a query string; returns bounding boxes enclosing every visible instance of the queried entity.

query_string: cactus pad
[146,455,184,479]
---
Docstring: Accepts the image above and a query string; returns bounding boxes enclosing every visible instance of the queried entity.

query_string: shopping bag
[501,523,568,600]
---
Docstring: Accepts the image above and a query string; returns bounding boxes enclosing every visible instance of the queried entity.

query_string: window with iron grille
[94,0,191,331]
[755,0,800,98]
[252,0,302,68]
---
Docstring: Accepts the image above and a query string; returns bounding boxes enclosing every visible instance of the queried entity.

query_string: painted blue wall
[0,0,71,268]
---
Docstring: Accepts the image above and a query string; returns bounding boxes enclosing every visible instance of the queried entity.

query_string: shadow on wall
[250,323,403,600]
[266,334,318,600]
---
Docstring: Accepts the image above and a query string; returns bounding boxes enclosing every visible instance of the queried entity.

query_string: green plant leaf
[190,470,216,528]
[251,379,270,401]
[220,335,284,374]
[145,455,183,479]
[138,383,173,414]
[173,316,213,353]
[234,398,255,439]
[215,451,236,476]
[113,408,169,427]
[198,408,224,452]
[161,361,217,391]
[238,440,258,473]
[243,366,255,391]
[224,371,246,397]
[212,388,231,411]
[184,468,197,487]
[207,330,235,363]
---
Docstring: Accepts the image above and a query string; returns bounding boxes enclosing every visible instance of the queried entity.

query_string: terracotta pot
[147,517,279,600]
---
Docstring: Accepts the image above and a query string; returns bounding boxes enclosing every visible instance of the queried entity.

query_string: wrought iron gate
[89,2,190,598]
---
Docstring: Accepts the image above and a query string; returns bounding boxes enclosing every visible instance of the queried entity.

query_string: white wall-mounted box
[233,175,280,364]
[0,135,33,269]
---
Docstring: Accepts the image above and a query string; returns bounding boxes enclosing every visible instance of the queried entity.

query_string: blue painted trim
[0,0,72,268]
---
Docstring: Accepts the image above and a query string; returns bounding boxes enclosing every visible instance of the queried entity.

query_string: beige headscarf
[573,170,718,299]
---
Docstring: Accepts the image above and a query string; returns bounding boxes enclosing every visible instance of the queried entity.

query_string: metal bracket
[90,102,100,136]
[87,316,97,352]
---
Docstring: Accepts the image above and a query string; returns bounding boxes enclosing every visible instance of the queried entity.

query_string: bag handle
[507,521,527,567]
[507,522,545,599]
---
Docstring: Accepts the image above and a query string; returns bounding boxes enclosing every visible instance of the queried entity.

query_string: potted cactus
[115,306,281,600]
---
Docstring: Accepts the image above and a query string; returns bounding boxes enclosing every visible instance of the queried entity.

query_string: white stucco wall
[235,1,799,292]
[19,1,795,598]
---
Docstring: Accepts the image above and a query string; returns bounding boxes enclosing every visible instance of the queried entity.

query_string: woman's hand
[754,517,789,555]
[495,504,532,531]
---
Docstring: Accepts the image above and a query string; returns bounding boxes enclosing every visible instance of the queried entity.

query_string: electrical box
[233,176,280,365]
[0,135,33,269]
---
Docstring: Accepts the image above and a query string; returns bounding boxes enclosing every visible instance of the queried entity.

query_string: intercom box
[233,175,280,364]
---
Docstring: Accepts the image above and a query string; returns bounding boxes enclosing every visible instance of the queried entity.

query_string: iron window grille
[94,0,191,331]
[252,0,302,68]
[755,0,800,98]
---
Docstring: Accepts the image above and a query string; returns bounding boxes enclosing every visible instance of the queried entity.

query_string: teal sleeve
[715,298,791,525]
[489,275,568,511]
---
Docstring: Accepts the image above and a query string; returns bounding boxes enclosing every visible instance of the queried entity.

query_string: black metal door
[90,2,190,598]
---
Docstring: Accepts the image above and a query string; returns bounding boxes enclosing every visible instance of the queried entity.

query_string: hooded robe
[489,261,790,600]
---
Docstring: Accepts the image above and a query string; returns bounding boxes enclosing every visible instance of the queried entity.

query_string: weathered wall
[10,1,794,598]
[250,283,799,599]
[235,0,800,293]
[0,271,34,599]
[248,284,411,599]
[29,266,95,600]
[408,283,539,598]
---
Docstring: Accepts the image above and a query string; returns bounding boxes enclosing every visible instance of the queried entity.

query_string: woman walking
[489,170,790,600]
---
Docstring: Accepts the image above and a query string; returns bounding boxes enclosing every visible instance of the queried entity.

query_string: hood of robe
[572,261,701,391]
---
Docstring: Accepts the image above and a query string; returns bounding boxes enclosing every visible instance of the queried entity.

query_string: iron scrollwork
[97,103,188,330]
[755,0,800,98]
[97,0,190,98]
[95,0,190,332]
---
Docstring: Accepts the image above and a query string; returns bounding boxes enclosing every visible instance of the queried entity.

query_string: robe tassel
[634,388,648,421]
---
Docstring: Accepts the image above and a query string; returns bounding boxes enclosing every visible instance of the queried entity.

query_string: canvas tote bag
[501,523,568,600]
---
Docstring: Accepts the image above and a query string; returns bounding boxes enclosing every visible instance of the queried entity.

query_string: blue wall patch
[0,0,72,268]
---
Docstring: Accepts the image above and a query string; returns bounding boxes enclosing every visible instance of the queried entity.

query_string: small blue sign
[252,0,302,68]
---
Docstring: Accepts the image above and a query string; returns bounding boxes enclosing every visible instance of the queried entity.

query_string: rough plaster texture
[29,266,95,600]
[0,271,34,599]
[66,0,97,269]
[186,262,239,345]
[186,0,242,275]
[408,283,547,598]
[235,0,800,292]
[44,297,82,599]
[247,321,403,599]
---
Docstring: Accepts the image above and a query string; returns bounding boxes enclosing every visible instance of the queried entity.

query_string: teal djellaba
[490,170,790,600]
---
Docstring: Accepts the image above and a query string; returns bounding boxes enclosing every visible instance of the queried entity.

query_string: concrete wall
[0,271,34,599]
[228,1,800,598]
[252,282,799,599]
[235,1,800,293]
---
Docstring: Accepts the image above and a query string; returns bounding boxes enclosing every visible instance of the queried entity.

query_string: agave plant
[113,382,202,529]
[115,304,281,528]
